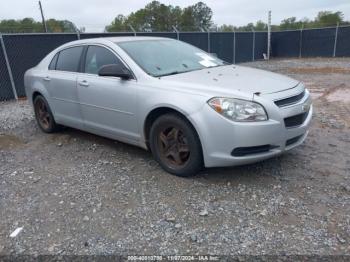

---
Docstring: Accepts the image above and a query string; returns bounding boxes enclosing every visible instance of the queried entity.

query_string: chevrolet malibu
[24,37,312,176]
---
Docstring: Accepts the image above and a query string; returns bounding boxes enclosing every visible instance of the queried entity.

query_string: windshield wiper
[157,63,231,77]
[207,62,231,68]
[158,71,185,77]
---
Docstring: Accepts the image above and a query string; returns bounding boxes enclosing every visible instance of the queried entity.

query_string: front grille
[284,110,309,128]
[231,145,278,157]
[274,91,305,107]
[286,135,303,146]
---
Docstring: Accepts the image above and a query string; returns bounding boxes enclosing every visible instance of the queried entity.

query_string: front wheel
[149,114,203,177]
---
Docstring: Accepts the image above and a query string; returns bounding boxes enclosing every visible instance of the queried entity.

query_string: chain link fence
[0,26,349,101]
[0,36,15,101]
[2,33,78,98]
[334,26,350,57]
[271,25,350,58]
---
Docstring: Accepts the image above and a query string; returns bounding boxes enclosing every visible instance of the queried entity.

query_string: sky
[1,0,349,32]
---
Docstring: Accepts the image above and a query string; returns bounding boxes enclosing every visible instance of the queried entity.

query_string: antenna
[38,1,48,33]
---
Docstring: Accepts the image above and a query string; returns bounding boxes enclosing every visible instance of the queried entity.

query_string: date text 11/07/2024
[127,255,220,261]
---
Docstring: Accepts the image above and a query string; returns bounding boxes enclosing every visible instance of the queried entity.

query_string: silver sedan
[24,37,312,176]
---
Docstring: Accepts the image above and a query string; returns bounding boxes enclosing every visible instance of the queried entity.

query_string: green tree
[105,15,129,32]
[254,20,267,31]
[106,1,213,32]
[0,18,76,33]
[315,11,344,26]
[46,19,76,32]
[0,18,42,33]
[218,24,235,32]
[180,7,196,31]
[0,19,20,33]
[190,2,213,30]
[279,17,303,30]
[218,21,267,32]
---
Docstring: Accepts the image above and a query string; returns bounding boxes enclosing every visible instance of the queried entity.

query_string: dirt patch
[325,88,350,103]
[288,67,350,74]
[0,134,25,149]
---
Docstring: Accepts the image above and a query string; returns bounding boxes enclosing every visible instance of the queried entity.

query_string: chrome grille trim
[274,91,305,107]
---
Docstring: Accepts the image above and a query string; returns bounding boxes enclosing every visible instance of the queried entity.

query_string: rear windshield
[117,39,226,77]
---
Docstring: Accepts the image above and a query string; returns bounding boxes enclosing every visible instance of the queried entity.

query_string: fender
[24,69,51,107]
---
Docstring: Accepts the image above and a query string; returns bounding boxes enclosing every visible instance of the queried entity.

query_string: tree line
[105,1,212,32]
[0,1,349,33]
[220,11,349,32]
[0,18,77,33]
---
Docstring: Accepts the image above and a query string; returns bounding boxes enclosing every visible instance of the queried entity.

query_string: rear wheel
[149,113,203,177]
[34,95,59,133]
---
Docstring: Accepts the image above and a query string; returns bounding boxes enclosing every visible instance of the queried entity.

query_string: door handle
[78,80,89,87]
[43,76,50,81]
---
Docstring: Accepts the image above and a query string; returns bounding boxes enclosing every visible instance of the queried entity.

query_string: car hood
[160,65,299,95]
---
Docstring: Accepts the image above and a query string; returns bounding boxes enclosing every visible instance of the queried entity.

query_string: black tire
[33,95,59,133]
[149,113,203,177]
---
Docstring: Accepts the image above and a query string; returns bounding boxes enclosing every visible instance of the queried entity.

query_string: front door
[77,45,139,142]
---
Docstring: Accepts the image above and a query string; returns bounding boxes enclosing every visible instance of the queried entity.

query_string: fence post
[128,25,137,36]
[76,28,81,40]
[267,10,271,60]
[0,34,18,100]
[299,25,304,58]
[333,22,339,57]
[207,29,210,53]
[233,31,236,64]
[172,26,179,40]
[252,28,255,61]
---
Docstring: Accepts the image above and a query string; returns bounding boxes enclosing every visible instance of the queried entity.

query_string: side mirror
[98,64,132,79]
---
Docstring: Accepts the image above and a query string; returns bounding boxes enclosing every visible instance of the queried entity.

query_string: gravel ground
[0,58,349,256]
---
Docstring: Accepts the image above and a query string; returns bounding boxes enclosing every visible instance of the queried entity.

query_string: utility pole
[38,1,48,33]
[267,10,271,60]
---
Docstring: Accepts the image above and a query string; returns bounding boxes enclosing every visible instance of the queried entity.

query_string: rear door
[47,46,84,128]
[77,45,139,142]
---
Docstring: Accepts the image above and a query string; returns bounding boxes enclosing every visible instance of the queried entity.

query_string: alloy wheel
[157,126,190,168]
[35,98,51,130]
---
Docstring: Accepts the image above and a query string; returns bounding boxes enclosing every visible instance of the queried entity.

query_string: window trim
[82,44,136,80]
[47,43,137,80]
[53,45,85,73]
[82,45,122,75]
[48,53,59,70]
[47,45,85,74]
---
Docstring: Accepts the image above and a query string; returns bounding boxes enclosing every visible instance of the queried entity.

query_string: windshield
[117,39,227,77]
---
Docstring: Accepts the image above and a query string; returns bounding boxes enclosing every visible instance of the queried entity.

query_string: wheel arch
[32,91,43,103]
[143,106,203,153]
[27,78,51,107]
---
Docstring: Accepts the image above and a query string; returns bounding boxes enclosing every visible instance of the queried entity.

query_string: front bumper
[189,89,312,168]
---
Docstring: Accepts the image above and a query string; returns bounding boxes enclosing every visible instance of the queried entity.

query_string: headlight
[208,97,268,122]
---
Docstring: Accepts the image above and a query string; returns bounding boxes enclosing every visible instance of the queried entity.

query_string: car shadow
[58,126,152,156]
[196,156,288,185]
[54,127,290,186]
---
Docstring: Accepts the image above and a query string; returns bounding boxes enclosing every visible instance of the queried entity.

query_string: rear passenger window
[56,46,83,72]
[84,46,121,75]
[49,53,58,70]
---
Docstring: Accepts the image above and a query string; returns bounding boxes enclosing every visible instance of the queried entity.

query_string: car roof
[64,36,174,47]
[53,36,176,53]
[106,36,172,42]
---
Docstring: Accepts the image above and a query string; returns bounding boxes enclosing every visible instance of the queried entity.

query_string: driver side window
[84,46,121,75]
